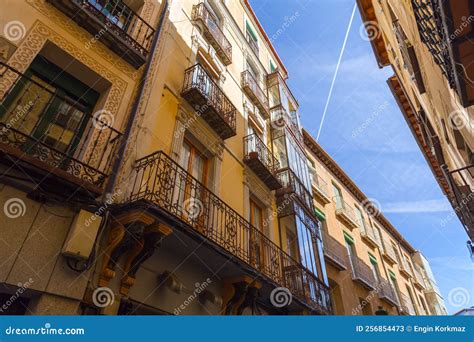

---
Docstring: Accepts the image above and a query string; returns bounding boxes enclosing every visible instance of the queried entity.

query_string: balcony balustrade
[412,0,474,106]
[360,222,379,248]
[192,2,232,65]
[246,33,259,56]
[47,0,155,68]
[241,71,269,118]
[350,257,377,290]
[377,280,399,307]
[311,173,331,204]
[181,64,236,140]
[128,150,332,314]
[333,196,359,230]
[322,231,348,270]
[0,62,122,195]
[243,134,281,190]
[276,168,314,213]
[414,266,426,289]
[399,292,416,315]
[399,258,413,278]
[381,239,398,265]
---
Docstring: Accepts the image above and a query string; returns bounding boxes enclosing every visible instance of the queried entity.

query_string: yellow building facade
[0,0,446,316]
[305,131,447,316]
[357,0,473,255]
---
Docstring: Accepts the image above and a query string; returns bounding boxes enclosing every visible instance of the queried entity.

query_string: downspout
[104,0,169,197]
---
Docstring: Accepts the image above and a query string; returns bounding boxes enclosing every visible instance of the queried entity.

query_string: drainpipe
[104,0,169,198]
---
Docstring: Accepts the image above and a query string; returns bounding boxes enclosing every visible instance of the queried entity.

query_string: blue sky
[250,0,473,314]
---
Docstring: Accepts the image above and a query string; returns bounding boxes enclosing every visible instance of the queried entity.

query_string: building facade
[0,0,445,316]
[304,131,447,315]
[357,0,473,255]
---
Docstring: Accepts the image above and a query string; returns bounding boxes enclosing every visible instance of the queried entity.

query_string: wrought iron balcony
[399,292,416,315]
[246,32,259,56]
[0,62,122,195]
[414,266,427,289]
[47,0,156,68]
[192,2,232,65]
[311,173,331,204]
[443,164,474,242]
[381,239,398,265]
[181,64,237,140]
[350,257,377,290]
[360,223,379,248]
[399,258,413,278]
[241,71,269,118]
[412,0,474,106]
[333,196,359,230]
[243,134,281,190]
[276,168,314,213]
[128,150,332,314]
[378,279,399,307]
[322,231,348,271]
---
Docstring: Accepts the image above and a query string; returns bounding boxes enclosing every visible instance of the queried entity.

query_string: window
[245,20,259,54]
[0,56,98,156]
[180,139,209,185]
[344,232,356,269]
[270,60,276,72]
[389,271,401,303]
[286,228,298,260]
[368,253,380,283]
[355,206,366,231]
[249,198,265,268]
[332,184,343,209]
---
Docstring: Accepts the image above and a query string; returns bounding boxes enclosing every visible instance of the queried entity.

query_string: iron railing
[322,231,349,270]
[246,32,259,56]
[312,173,330,200]
[400,256,414,277]
[399,292,416,315]
[350,257,377,289]
[382,239,399,263]
[244,133,279,174]
[192,2,232,65]
[378,280,399,307]
[414,265,427,288]
[128,150,332,313]
[241,71,269,117]
[360,222,379,247]
[411,0,456,88]
[0,62,122,188]
[181,64,236,139]
[333,196,359,227]
[50,0,155,59]
[277,168,314,213]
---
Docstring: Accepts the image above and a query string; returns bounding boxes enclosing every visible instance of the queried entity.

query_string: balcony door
[179,139,209,228]
[249,199,265,269]
[332,184,343,210]
[0,57,98,158]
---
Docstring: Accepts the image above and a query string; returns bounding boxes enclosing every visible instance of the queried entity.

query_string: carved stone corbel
[222,276,262,315]
[120,223,173,296]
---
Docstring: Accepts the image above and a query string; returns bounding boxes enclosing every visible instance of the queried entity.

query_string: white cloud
[382,199,452,213]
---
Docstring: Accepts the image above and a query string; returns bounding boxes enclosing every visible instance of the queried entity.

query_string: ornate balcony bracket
[223,277,262,315]
[98,211,173,296]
